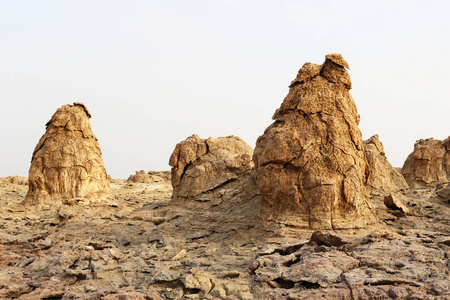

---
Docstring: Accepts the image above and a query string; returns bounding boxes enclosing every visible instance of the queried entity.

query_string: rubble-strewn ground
[0,176,449,299]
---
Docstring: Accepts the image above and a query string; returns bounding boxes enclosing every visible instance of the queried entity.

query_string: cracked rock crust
[401,136,450,189]
[169,134,259,207]
[253,54,375,230]
[363,134,408,195]
[24,102,111,205]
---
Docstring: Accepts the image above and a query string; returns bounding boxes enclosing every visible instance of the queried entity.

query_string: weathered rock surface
[253,54,375,229]
[402,137,450,189]
[127,170,171,184]
[1,175,449,299]
[437,185,450,203]
[363,134,408,194]
[24,103,111,205]
[169,134,259,216]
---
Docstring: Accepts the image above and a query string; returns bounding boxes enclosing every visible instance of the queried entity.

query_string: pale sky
[1,0,449,179]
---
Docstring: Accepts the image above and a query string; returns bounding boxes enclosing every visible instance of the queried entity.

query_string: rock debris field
[1,175,450,299]
[1,54,450,299]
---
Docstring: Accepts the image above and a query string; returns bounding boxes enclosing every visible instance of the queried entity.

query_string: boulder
[253,54,375,229]
[384,194,410,214]
[401,137,450,189]
[363,134,408,194]
[169,134,259,209]
[24,102,111,205]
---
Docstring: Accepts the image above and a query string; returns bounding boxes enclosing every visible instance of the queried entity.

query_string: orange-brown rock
[363,134,408,194]
[384,194,410,214]
[24,103,111,205]
[253,54,375,229]
[401,137,450,189]
[169,134,259,206]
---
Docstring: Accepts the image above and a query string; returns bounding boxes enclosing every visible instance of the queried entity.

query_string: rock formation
[24,102,111,205]
[253,54,375,229]
[169,134,259,211]
[401,137,450,189]
[363,134,408,194]
[127,170,171,184]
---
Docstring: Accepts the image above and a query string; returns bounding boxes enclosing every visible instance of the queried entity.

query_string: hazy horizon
[1,0,449,179]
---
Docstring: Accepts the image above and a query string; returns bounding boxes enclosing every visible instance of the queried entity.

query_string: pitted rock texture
[169,134,259,212]
[253,54,375,230]
[363,134,408,195]
[401,137,450,189]
[1,176,450,299]
[24,102,111,205]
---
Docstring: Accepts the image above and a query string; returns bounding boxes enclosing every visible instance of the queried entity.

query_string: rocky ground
[0,176,449,299]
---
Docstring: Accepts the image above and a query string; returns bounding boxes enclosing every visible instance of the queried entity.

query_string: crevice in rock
[298,280,321,289]
[282,254,302,267]
[364,279,421,287]
[41,294,64,300]
[202,178,238,195]
[271,278,296,289]
[342,274,355,300]
[183,287,201,295]
[275,244,304,256]
[179,162,192,185]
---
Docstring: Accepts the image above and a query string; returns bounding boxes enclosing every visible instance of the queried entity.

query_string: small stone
[224,283,249,296]
[182,275,201,289]
[170,249,187,261]
[210,286,227,298]
[384,194,410,214]
[153,270,181,282]
[148,217,166,225]
[194,273,213,293]
[163,287,184,299]
[310,231,348,247]
[238,291,254,300]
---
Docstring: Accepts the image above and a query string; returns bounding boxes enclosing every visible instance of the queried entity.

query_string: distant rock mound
[1,176,28,185]
[363,134,408,194]
[24,102,111,205]
[253,54,375,230]
[401,137,450,189]
[169,134,259,214]
[127,170,171,184]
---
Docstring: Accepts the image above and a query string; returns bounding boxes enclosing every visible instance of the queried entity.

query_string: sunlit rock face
[363,134,408,195]
[253,54,376,230]
[169,134,258,205]
[401,137,450,189]
[24,102,111,205]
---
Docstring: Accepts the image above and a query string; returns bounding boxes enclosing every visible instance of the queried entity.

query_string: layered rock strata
[363,134,408,194]
[401,137,450,189]
[24,103,111,205]
[253,54,375,229]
